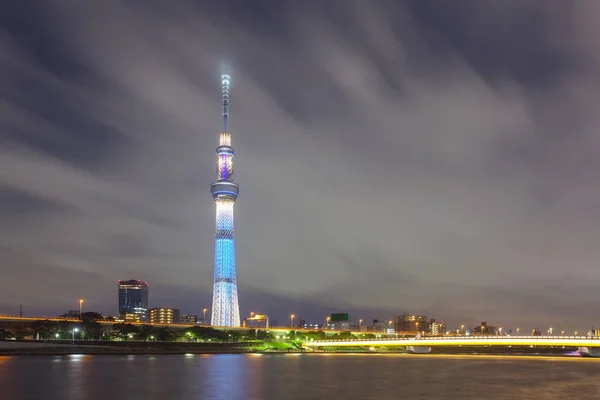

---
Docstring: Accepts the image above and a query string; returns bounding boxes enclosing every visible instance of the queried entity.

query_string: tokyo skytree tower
[210,75,240,327]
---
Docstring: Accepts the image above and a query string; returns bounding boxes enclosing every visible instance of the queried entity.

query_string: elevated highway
[306,335,600,348]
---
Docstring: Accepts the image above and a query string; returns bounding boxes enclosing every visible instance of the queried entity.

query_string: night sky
[1,1,599,331]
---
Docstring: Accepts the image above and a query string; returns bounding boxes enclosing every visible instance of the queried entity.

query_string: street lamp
[388,320,392,331]
[290,314,295,328]
[359,319,363,329]
[203,308,207,324]
[79,299,84,320]
[561,330,564,336]
[326,316,330,329]
[461,325,464,334]
[516,328,520,335]
[55,333,59,339]
[72,328,79,340]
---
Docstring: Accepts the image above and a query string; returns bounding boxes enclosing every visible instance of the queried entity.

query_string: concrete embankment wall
[0,340,263,355]
[0,341,106,349]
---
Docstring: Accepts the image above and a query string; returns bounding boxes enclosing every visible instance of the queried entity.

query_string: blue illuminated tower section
[210,75,240,327]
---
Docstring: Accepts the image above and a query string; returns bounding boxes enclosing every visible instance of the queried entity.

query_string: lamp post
[290,314,295,328]
[326,316,330,330]
[561,330,564,336]
[516,328,520,335]
[72,328,79,340]
[203,308,207,324]
[388,320,393,332]
[79,299,84,320]
[359,319,363,329]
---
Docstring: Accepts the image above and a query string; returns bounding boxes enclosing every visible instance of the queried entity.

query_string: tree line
[0,312,382,342]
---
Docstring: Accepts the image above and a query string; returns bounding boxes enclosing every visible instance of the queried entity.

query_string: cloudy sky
[1,0,599,331]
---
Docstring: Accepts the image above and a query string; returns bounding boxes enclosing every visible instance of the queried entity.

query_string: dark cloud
[1,0,600,332]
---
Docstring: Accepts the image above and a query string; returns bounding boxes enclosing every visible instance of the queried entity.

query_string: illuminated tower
[210,74,240,327]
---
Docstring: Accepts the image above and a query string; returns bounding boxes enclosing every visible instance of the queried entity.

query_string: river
[2,354,600,399]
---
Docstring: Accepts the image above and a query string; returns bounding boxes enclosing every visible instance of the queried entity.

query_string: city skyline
[1,1,600,331]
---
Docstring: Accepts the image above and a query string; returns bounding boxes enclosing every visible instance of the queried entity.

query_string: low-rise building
[329,313,351,331]
[181,314,198,325]
[149,308,181,324]
[430,319,447,335]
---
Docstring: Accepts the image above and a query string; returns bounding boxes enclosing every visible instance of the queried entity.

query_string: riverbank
[0,340,581,357]
[0,339,304,355]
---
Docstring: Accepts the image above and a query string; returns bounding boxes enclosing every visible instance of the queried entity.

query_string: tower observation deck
[210,75,240,327]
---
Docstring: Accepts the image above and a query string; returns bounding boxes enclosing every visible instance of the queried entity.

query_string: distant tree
[241,329,260,340]
[186,326,228,341]
[10,324,33,340]
[363,333,376,339]
[82,320,103,340]
[0,328,12,340]
[303,330,327,340]
[112,323,140,340]
[55,321,77,339]
[31,320,58,340]
[256,330,274,341]
[332,331,354,340]
[226,330,244,341]
[137,325,154,341]
[152,327,176,341]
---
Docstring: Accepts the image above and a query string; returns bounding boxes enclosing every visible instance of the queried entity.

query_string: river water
[2,354,600,399]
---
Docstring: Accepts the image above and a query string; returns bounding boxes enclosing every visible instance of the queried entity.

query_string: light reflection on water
[1,354,600,399]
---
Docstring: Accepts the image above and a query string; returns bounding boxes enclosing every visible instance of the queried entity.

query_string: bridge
[305,335,600,348]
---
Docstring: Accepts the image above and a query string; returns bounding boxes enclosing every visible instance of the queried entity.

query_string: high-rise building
[394,313,429,333]
[210,75,240,327]
[118,280,148,322]
[149,308,180,325]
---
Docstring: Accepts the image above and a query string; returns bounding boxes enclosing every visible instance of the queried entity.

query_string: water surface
[2,354,600,399]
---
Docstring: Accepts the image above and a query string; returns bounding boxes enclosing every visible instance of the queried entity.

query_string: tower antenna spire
[221,75,230,133]
[210,74,240,327]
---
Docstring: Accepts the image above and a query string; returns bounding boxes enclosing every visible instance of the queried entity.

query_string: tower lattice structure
[210,75,240,327]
